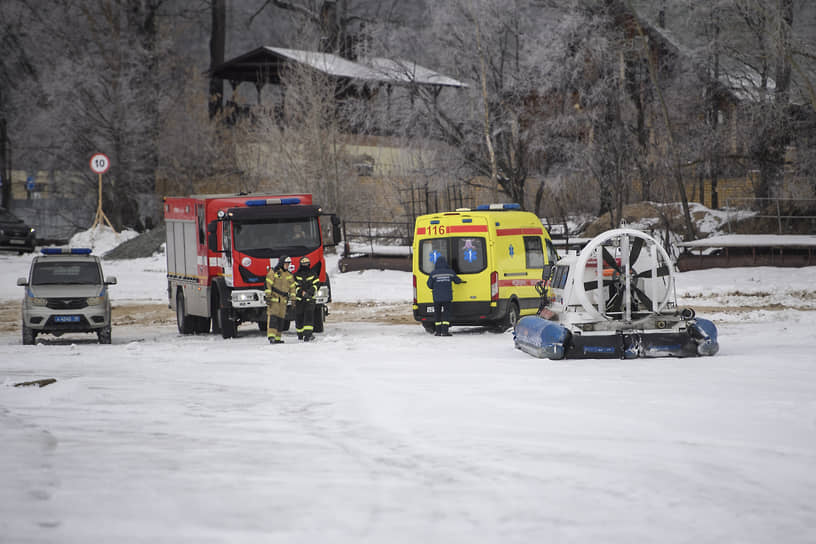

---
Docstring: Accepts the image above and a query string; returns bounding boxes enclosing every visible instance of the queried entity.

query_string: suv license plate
[55,315,80,323]
[427,306,434,313]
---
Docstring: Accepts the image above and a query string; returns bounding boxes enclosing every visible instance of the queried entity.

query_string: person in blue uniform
[426,256,464,336]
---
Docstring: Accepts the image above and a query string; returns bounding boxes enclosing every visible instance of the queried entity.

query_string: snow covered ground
[1,231,816,543]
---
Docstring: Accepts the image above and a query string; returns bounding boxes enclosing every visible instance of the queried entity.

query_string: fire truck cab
[164,193,340,338]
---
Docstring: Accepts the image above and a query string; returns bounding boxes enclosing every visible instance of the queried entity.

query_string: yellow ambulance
[412,203,559,332]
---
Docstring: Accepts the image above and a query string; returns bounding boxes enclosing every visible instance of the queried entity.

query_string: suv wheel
[97,326,112,344]
[22,324,36,345]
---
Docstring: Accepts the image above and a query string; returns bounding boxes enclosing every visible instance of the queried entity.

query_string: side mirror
[207,220,219,252]
[17,277,28,286]
[105,276,118,285]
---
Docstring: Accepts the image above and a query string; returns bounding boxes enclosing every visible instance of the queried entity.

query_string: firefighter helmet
[278,255,291,268]
[299,257,310,268]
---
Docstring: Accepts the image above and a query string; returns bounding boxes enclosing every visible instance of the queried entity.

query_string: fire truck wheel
[194,316,211,334]
[313,305,325,333]
[218,305,237,338]
[176,292,194,335]
[210,296,221,334]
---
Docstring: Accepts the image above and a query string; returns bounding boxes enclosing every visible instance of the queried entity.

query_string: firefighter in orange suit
[294,256,320,341]
[264,256,295,344]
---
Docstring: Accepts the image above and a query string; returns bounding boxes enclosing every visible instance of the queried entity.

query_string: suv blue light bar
[41,248,92,255]
[245,197,302,207]
[475,203,521,211]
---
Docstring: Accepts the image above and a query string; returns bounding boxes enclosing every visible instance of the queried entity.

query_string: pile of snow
[67,225,139,254]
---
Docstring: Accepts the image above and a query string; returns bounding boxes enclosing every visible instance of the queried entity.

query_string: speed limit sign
[90,153,111,174]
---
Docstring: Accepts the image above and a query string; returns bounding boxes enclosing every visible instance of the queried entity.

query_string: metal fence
[338,220,413,272]
[724,197,816,234]
[9,198,93,243]
[341,220,413,253]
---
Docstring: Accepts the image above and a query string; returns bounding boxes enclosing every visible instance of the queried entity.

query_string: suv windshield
[233,217,320,254]
[31,261,102,285]
[419,237,487,275]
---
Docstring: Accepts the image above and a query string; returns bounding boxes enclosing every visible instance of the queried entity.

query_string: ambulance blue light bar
[41,248,92,255]
[475,203,521,211]
[245,197,301,206]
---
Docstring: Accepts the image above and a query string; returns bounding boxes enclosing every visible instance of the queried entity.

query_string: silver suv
[17,248,117,344]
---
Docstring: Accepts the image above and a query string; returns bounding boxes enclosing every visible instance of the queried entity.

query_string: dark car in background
[0,208,37,253]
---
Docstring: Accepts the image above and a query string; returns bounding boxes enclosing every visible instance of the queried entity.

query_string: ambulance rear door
[415,214,491,304]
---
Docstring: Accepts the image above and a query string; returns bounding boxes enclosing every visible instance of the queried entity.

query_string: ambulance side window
[524,236,544,268]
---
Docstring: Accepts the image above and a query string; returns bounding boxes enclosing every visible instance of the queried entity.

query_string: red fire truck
[163,193,341,338]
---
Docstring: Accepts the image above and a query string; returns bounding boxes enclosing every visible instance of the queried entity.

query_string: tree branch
[249,0,318,26]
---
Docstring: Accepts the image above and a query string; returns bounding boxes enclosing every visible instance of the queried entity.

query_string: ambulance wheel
[22,324,36,345]
[492,301,519,333]
[422,322,436,334]
[176,292,194,335]
[313,306,325,333]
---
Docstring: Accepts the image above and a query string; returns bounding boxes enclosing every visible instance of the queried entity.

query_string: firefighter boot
[441,324,452,336]
[434,323,442,336]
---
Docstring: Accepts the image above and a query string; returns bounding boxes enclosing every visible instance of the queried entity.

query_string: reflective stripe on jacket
[294,269,320,302]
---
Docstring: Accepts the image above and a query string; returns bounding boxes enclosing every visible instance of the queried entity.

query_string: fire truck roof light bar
[245,197,302,207]
[475,203,521,211]
[41,248,93,255]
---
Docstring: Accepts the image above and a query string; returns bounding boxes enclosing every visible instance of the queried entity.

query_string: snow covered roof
[677,234,816,248]
[210,46,466,89]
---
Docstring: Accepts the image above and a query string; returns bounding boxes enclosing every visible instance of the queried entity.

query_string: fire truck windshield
[233,217,320,254]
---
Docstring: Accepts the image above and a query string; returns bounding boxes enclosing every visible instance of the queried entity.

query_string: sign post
[89,153,116,233]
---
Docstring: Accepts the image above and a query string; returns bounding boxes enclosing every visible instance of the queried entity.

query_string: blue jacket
[426,257,463,302]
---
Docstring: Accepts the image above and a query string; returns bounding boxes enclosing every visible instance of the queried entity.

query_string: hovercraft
[514,228,718,359]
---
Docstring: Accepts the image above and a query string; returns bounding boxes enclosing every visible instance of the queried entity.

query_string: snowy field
[1,231,816,543]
